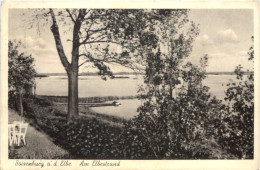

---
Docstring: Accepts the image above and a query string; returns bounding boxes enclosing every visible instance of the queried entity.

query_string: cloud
[214,29,239,44]
[209,51,249,59]
[16,36,59,59]
[197,34,213,45]
[31,45,56,55]
[197,29,240,46]
[206,52,253,72]
[24,37,47,49]
[35,38,47,48]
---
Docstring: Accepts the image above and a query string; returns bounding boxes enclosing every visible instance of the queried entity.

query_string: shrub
[62,118,124,159]
[8,40,36,116]
[218,37,254,159]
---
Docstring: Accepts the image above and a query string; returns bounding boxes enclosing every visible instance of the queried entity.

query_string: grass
[46,100,126,127]
[14,97,127,159]
[8,109,70,159]
[79,106,127,127]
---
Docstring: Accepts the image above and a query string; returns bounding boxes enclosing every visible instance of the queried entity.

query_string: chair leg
[11,135,14,146]
[21,135,25,145]
[23,136,26,145]
[13,135,17,145]
[9,134,12,146]
[17,135,20,146]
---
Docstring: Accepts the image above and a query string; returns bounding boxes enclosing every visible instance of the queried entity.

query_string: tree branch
[49,8,70,72]
[66,9,76,23]
[79,23,109,46]
[79,34,143,72]
[79,22,95,45]
[83,40,123,46]
[79,59,91,67]
[71,9,87,66]
[83,14,108,21]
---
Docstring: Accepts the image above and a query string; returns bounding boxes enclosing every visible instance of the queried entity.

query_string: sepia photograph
[1,1,259,169]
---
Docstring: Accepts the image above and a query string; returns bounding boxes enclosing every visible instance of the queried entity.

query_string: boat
[112,101,121,106]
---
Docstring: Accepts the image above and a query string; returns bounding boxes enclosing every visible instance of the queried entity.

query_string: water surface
[36,74,241,119]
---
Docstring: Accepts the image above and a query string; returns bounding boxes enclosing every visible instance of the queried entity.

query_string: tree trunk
[67,70,79,122]
[19,89,23,117]
[169,84,173,99]
[33,84,36,98]
[49,9,86,123]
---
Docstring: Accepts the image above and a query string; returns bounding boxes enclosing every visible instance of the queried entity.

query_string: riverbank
[37,95,137,104]
[9,97,232,159]
[16,97,126,159]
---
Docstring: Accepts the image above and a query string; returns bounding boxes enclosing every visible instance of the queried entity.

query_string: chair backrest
[13,121,23,128]
[13,121,23,125]
[19,123,28,134]
[8,124,15,132]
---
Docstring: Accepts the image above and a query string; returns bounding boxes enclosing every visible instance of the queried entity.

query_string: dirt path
[8,109,69,159]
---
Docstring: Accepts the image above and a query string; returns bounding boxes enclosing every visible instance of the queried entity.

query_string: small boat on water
[112,101,121,106]
[58,101,122,107]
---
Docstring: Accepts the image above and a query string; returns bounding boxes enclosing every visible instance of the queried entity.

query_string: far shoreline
[36,71,253,77]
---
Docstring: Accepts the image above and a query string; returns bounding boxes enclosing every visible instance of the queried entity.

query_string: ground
[8,109,69,159]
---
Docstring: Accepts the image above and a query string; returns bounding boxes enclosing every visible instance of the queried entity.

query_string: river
[35,74,239,119]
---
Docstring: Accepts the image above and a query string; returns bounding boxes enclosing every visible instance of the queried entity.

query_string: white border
[1,1,259,170]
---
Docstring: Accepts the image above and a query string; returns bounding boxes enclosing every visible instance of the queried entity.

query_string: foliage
[124,9,228,159]
[126,35,254,159]
[29,9,158,77]
[8,40,36,95]
[8,40,36,113]
[63,118,125,159]
[16,9,254,159]
[127,55,231,159]
[23,98,125,159]
[124,10,255,159]
[218,37,254,159]
[27,9,199,120]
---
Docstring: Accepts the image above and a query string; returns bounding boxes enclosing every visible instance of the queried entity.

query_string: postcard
[1,0,259,169]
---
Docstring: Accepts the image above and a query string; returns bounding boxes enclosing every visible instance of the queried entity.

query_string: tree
[29,9,199,122]
[124,53,231,159]
[138,9,199,99]
[221,36,254,159]
[123,10,243,159]
[121,10,227,159]
[8,40,36,117]
[30,9,154,122]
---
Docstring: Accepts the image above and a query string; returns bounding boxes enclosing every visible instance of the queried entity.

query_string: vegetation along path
[8,109,69,159]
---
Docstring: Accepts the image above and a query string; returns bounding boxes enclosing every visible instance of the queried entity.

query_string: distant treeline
[36,71,253,77]
[206,71,253,75]
[37,95,138,103]
[35,74,49,77]
[36,72,145,77]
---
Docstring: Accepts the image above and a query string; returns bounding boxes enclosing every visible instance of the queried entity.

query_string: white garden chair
[13,121,24,126]
[8,124,17,146]
[14,123,29,146]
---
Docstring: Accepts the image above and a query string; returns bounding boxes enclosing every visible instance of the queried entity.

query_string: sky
[8,9,254,73]
[189,9,253,72]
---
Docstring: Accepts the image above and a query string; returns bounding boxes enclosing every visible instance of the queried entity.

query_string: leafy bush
[218,37,254,159]
[8,40,36,115]
[123,33,254,159]
[62,118,124,159]
[24,98,126,159]
[123,55,232,159]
